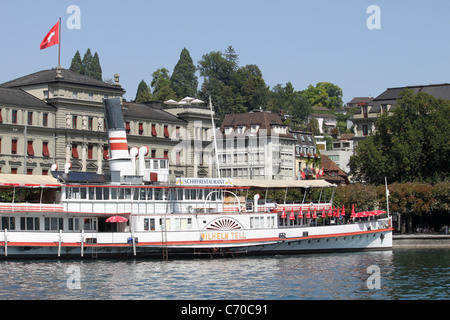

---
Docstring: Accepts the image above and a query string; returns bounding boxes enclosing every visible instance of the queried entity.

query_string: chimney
[103,98,134,177]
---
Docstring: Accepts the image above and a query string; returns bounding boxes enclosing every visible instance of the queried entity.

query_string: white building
[217,111,296,180]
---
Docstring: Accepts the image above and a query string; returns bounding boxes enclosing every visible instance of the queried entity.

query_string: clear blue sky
[1,0,450,104]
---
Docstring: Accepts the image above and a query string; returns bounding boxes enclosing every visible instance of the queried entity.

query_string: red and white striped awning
[0,174,61,188]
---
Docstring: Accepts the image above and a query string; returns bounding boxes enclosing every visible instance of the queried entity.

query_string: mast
[58,17,61,67]
[209,96,221,178]
[385,176,390,217]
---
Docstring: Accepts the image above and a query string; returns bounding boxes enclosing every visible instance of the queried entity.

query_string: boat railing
[0,202,64,213]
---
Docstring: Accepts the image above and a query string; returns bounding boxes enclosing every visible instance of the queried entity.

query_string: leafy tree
[171,48,198,98]
[300,82,343,110]
[135,80,153,102]
[350,89,450,184]
[151,68,177,101]
[69,50,83,74]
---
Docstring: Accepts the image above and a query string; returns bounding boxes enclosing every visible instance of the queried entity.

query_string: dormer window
[225,126,233,135]
[250,125,259,133]
[237,126,245,134]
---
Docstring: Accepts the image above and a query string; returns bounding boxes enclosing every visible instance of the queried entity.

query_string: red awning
[72,144,79,158]
[27,141,35,156]
[164,125,169,138]
[42,142,50,157]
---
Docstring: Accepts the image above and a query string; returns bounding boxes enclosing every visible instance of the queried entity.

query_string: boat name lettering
[201,231,246,240]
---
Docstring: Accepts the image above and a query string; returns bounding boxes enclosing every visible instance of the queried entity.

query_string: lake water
[0,248,448,301]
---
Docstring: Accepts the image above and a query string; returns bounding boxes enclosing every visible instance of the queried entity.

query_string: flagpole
[58,17,61,67]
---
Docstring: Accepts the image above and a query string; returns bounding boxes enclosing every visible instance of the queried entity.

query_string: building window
[87,145,93,160]
[43,113,48,127]
[88,117,93,131]
[164,125,169,138]
[125,122,130,134]
[44,91,49,99]
[151,149,156,158]
[88,93,93,101]
[27,141,35,156]
[27,112,33,125]
[73,91,78,99]
[164,150,169,160]
[151,124,157,136]
[72,143,79,158]
[11,139,17,155]
[362,106,368,118]
[12,110,17,124]
[103,146,109,160]
[0,109,3,123]
[176,151,181,165]
[27,169,33,175]
[72,115,77,129]
[11,168,17,174]
[139,123,144,135]
[176,126,180,138]
[363,125,368,136]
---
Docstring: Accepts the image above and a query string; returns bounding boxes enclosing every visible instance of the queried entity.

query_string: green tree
[171,48,198,98]
[151,68,177,101]
[81,49,94,77]
[350,89,450,184]
[300,82,343,110]
[135,80,153,102]
[91,52,102,81]
[69,50,83,74]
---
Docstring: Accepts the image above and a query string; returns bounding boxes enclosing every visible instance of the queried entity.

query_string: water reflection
[0,248,448,300]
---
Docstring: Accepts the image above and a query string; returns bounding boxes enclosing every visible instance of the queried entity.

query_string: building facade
[217,111,296,180]
[0,68,214,179]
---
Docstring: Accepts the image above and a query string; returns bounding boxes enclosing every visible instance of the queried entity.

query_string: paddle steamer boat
[0,98,392,259]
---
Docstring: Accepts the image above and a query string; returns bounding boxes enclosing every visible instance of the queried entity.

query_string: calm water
[0,248,448,300]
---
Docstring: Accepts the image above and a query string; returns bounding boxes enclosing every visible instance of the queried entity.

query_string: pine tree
[69,50,83,74]
[82,49,94,78]
[91,52,103,81]
[135,80,153,102]
[171,48,198,98]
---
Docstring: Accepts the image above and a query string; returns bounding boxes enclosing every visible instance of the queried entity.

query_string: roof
[339,133,354,140]
[220,111,295,138]
[232,178,333,188]
[310,113,336,119]
[370,83,450,112]
[0,68,124,92]
[123,101,185,124]
[0,174,61,187]
[0,87,54,109]
[347,97,374,104]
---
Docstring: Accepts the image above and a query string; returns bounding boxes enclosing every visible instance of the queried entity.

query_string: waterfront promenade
[393,234,450,247]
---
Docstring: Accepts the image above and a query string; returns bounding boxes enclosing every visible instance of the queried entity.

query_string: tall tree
[91,52,102,81]
[135,80,153,102]
[81,49,94,78]
[171,48,198,98]
[350,89,450,184]
[69,50,83,74]
[151,68,177,101]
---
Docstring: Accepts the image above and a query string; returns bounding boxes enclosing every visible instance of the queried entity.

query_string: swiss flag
[40,21,59,50]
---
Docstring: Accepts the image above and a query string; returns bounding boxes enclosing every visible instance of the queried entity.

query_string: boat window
[140,189,146,200]
[20,217,40,231]
[68,218,80,231]
[144,218,149,231]
[160,160,167,169]
[133,188,139,200]
[103,188,109,201]
[154,189,162,200]
[1,217,15,230]
[177,189,183,200]
[83,218,97,231]
[44,217,63,231]
[153,160,159,169]
[197,189,204,200]
[89,187,95,200]
[147,188,153,200]
[80,187,87,199]
[96,187,103,200]
[187,218,192,230]
[111,188,117,200]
